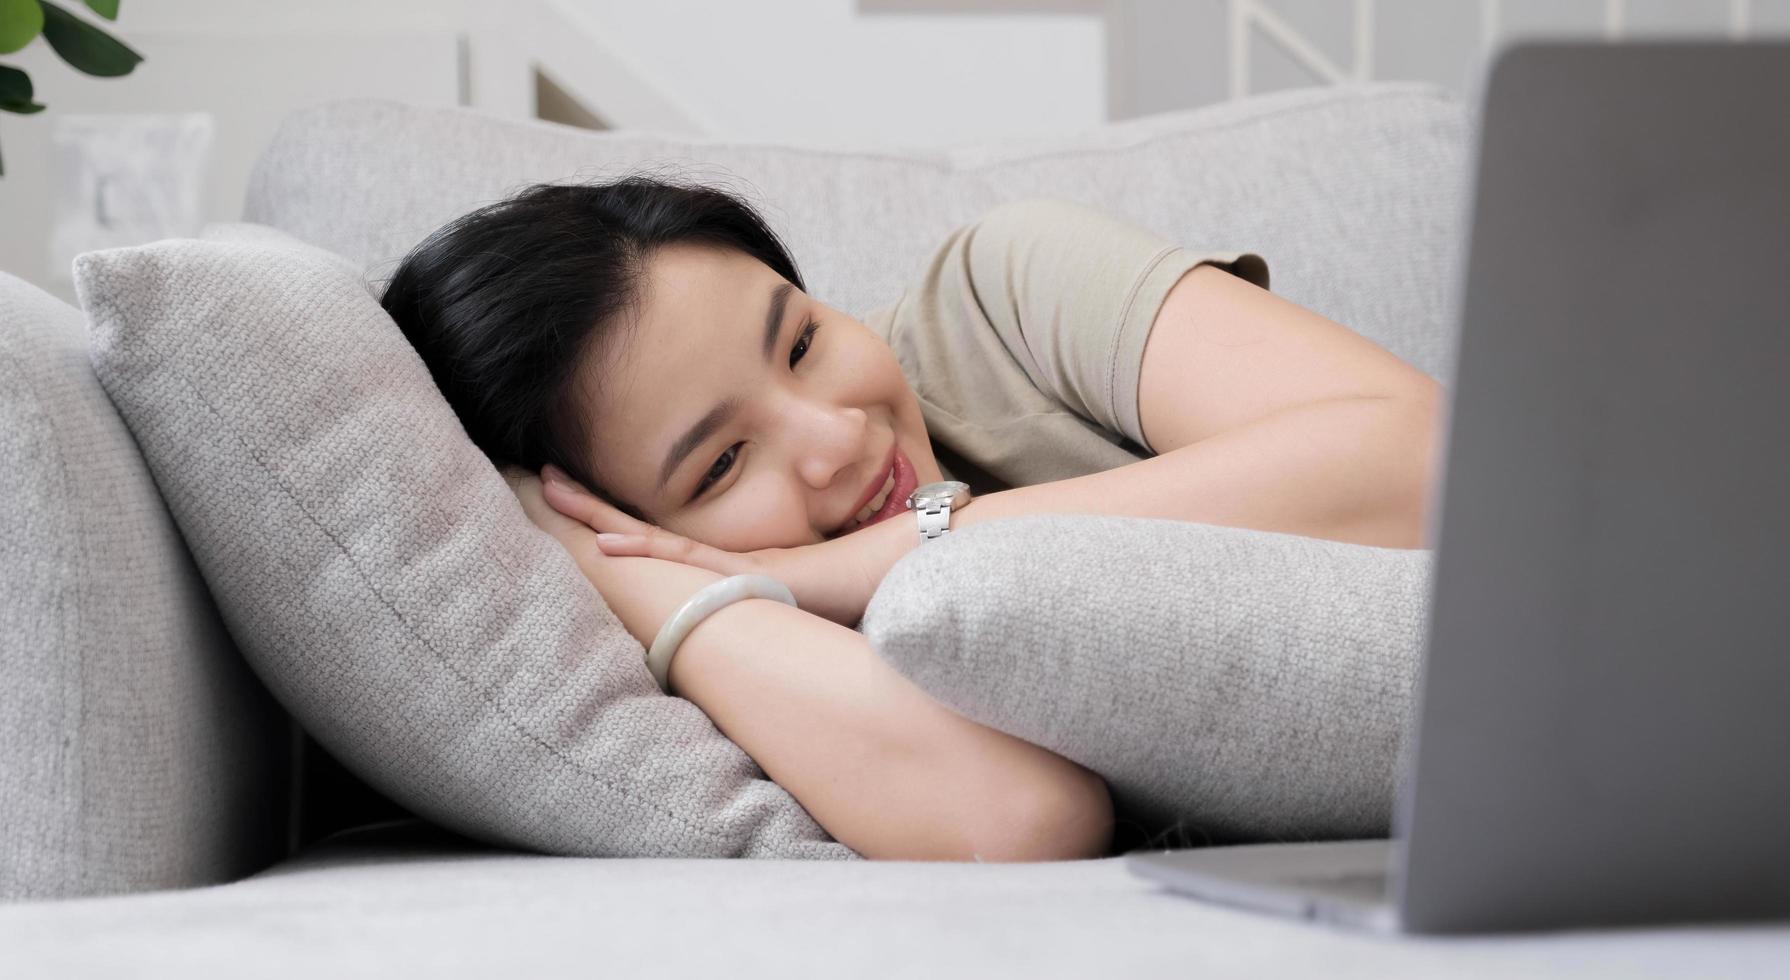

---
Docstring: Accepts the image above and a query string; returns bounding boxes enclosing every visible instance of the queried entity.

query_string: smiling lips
[835,446,911,537]
[843,468,898,530]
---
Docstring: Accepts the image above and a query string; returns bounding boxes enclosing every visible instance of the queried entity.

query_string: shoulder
[948,198,1135,299]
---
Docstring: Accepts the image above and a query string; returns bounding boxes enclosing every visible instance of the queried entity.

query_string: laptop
[1125,39,1790,935]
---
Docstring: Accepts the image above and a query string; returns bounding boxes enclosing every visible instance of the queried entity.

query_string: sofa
[5,82,1787,976]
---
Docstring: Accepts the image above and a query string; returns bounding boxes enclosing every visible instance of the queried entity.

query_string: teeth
[845,468,897,531]
[856,470,896,521]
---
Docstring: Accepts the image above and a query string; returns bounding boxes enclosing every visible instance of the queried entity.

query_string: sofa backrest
[0,273,292,902]
[245,82,1471,383]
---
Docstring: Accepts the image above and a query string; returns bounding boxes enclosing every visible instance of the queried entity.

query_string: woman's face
[574,242,945,552]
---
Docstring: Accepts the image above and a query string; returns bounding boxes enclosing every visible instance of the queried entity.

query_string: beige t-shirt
[860,198,1271,496]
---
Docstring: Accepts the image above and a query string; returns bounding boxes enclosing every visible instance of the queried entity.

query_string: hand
[500,464,594,551]
[539,463,896,627]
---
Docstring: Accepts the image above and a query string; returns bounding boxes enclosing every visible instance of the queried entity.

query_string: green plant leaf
[83,0,119,21]
[0,62,41,103]
[40,0,141,77]
[0,62,45,105]
[0,64,45,112]
[0,0,46,55]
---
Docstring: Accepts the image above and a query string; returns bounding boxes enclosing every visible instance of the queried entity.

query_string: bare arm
[517,267,1436,862]
[584,543,1114,863]
[513,473,1113,863]
[957,392,1441,546]
[852,264,1448,583]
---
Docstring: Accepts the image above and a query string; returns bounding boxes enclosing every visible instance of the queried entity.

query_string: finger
[546,485,653,536]
[609,525,697,564]
[596,529,745,576]
[540,465,653,534]
[593,533,646,556]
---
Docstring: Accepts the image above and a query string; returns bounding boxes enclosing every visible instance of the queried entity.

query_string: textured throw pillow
[74,225,857,861]
[859,514,1432,847]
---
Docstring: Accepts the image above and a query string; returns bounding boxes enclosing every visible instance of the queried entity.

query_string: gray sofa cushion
[245,81,1469,382]
[7,840,1790,979]
[0,273,289,901]
[72,227,855,861]
[860,515,1432,845]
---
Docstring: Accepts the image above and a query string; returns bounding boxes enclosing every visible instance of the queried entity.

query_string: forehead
[636,242,771,329]
[578,242,785,495]
[599,241,778,392]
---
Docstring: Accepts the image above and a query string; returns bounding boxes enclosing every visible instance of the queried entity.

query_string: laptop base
[1126,840,1398,933]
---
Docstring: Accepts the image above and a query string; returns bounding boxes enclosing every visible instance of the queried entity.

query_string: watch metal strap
[915,500,953,540]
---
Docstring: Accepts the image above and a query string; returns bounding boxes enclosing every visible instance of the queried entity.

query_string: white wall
[0,0,1104,302]
[16,0,1782,304]
[0,1,473,301]
[547,0,1104,147]
[1121,0,1790,115]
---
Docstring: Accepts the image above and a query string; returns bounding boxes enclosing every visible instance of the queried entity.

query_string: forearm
[851,394,1441,595]
[564,535,1113,861]
[971,393,1441,547]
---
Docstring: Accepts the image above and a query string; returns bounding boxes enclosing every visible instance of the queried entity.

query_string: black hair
[379,174,805,520]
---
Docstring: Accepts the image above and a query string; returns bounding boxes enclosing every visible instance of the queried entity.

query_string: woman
[381,176,1444,864]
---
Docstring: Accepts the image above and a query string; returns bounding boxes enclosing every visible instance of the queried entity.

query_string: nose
[795,402,870,491]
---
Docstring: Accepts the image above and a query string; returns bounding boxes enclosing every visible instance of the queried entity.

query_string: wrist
[578,548,723,649]
[846,499,933,600]
[872,501,923,574]
[940,488,999,532]
[864,487,987,577]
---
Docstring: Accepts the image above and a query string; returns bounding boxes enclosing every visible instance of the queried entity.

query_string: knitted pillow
[74,224,856,860]
[859,514,1432,848]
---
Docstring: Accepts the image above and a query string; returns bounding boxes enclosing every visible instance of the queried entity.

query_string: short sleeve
[874,198,1269,453]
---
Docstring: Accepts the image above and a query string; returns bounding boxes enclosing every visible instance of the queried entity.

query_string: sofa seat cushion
[1,838,1786,978]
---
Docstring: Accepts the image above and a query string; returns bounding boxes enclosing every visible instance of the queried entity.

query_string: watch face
[906,480,971,510]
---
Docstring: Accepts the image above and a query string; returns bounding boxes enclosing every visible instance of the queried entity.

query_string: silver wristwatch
[905,480,972,541]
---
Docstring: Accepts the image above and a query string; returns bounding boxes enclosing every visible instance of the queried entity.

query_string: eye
[692,321,819,503]
[790,319,820,368]
[693,442,741,500]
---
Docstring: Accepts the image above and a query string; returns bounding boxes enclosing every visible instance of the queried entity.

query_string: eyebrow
[655,281,796,498]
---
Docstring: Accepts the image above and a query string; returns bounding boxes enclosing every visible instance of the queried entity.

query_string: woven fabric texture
[72,229,854,861]
[1,272,288,900]
[861,515,1432,844]
[4,841,1788,978]
[246,82,1469,382]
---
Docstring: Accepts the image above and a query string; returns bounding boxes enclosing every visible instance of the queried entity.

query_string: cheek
[680,480,813,552]
[848,340,912,401]
[868,349,924,429]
